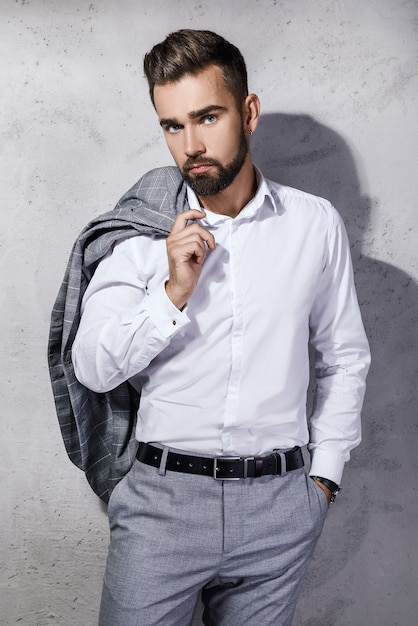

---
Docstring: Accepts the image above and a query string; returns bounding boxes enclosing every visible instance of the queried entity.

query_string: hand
[313,479,332,507]
[165,210,216,310]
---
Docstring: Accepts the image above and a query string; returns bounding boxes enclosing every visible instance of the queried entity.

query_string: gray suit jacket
[48,166,189,502]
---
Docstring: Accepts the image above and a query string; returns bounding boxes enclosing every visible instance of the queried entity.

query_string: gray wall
[2,1,417,624]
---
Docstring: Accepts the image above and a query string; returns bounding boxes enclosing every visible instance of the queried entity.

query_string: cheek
[213,126,239,156]
[224,130,244,161]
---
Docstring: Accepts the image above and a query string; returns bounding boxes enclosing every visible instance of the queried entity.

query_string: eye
[167,123,182,134]
[202,114,217,125]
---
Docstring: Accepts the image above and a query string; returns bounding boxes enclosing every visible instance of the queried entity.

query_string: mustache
[183,157,220,172]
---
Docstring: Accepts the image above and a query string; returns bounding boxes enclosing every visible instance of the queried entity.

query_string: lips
[184,160,217,175]
[188,164,213,174]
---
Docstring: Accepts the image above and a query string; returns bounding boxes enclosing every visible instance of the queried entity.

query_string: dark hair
[143,29,248,107]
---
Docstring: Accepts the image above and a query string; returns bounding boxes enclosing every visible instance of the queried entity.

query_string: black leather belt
[136,443,304,480]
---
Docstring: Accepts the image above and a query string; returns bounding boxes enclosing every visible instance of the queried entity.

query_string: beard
[181,127,248,197]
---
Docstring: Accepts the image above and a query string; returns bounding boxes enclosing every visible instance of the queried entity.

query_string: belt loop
[255,458,263,477]
[278,452,287,476]
[158,446,169,476]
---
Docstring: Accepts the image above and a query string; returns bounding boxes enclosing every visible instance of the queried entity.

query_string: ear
[243,93,260,135]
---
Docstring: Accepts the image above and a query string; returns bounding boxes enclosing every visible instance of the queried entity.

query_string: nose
[184,125,205,157]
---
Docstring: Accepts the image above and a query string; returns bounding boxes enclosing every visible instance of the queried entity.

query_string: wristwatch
[310,476,341,502]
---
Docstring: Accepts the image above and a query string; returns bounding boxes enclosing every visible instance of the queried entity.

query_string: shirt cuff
[308,447,346,486]
[144,283,190,339]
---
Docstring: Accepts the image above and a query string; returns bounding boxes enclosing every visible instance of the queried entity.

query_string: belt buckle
[213,456,241,480]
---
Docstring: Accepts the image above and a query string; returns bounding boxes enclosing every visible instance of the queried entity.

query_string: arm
[308,210,371,487]
[72,210,215,392]
[72,236,188,392]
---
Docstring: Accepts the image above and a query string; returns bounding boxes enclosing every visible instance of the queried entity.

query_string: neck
[196,157,257,218]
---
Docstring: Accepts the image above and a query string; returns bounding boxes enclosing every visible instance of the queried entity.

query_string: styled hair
[143,29,248,107]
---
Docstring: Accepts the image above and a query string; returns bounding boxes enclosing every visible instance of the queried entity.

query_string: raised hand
[165,210,216,310]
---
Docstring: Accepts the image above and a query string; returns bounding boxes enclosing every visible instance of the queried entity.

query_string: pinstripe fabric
[48,166,189,502]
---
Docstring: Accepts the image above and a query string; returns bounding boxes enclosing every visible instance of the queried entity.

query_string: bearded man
[65,29,371,626]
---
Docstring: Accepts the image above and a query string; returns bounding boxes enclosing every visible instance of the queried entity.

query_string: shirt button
[172,320,177,326]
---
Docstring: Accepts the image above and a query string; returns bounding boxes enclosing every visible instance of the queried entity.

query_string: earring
[249,130,253,136]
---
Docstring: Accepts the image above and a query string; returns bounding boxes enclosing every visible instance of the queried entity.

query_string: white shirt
[72,169,370,484]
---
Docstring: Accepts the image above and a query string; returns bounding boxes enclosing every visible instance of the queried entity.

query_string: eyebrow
[159,105,227,128]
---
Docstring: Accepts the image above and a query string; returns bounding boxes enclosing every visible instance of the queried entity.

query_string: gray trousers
[99,447,328,626]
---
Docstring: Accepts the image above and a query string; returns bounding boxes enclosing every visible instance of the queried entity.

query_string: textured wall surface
[2,1,417,624]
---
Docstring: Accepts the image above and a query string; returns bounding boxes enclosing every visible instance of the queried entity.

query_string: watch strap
[310,475,341,502]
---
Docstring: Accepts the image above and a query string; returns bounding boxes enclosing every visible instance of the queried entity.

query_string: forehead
[153,65,236,119]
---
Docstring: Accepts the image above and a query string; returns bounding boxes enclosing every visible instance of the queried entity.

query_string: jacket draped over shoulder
[48,166,188,502]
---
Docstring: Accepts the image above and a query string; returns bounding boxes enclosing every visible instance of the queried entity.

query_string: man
[70,29,370,625]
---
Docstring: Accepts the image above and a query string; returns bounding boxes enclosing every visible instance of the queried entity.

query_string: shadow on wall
[252,113,418,590]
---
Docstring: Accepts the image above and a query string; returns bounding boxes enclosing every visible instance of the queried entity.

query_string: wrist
[165,281,187,311]
[310,476,341,502]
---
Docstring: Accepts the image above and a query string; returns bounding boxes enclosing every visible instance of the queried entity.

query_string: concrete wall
[2,1,417,624]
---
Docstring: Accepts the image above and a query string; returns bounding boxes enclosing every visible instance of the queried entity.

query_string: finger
[190,240,207,265]
[168,234,208,264]
[186,226,216,251]
[170,221,216,251]
[171,210,206,234]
